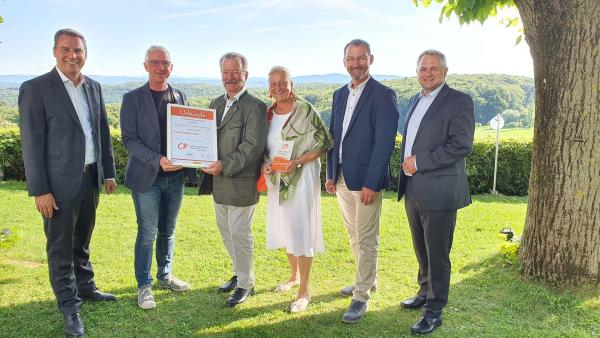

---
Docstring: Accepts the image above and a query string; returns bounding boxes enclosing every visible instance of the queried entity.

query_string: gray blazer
[397,84,475,211]
[18,68,116,202]
[120,83,187,193]
[209,90,267,207]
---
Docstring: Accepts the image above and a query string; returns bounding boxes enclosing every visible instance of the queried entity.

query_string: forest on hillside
[0,74,534,132]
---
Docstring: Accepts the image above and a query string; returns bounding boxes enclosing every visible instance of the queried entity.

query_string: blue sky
[0,0,533,78]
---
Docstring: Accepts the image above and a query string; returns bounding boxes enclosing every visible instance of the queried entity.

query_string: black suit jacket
[397,84,475,211]
[19,68,116,202]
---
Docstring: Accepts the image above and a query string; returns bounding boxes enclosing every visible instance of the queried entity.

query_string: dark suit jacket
[120,83,188,193]
[18,68,116,203]
[397,84,475,211]
[326,77,399,191]
[208,91,267,207]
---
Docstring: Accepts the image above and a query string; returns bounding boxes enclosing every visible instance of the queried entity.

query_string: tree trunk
[515,0,600,286]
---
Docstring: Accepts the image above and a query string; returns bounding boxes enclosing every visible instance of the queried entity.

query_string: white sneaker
[138,286,156,310]
[156,276,190,292]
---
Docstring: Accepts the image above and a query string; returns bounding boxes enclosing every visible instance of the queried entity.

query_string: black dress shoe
[63,312,84,337]
[218,276,238,293]
[79,290,116,302]
[342,299,368,323]
[401,295,426,309]
[225,287,254,307]
[411,315,442,334]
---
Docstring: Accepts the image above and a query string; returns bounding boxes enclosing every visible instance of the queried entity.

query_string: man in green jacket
[202,52,267,307]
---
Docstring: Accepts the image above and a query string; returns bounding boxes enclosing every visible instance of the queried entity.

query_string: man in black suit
[19,28,117,337]
[397,50,475,334]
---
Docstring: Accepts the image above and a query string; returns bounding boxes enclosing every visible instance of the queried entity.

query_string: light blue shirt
[56,66,96,165]
[403,83,445,175]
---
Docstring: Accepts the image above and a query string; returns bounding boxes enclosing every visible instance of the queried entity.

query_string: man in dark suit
[201,52,267,307]
[326,39,399,323]
[18,28,117,337]
[120,45,191,311]
[397,50,475,334]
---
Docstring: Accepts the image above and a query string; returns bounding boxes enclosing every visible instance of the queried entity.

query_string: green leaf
[515,34,523,46]
[0,16,4,24]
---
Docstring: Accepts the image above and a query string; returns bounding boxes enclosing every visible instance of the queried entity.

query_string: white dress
[265,112,325,257]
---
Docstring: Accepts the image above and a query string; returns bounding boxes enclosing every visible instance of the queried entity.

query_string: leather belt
[83,162,97,172]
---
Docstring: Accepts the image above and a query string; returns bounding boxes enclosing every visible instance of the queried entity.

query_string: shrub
[0,128,25,181]
[0,129,532,196]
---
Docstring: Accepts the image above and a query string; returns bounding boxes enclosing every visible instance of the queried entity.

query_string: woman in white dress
[262,66,332,313]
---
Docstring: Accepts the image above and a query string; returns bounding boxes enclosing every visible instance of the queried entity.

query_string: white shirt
[339,77,370,163]
[403,82,445,175]
[222,86,247,123]
[56,66,96,164]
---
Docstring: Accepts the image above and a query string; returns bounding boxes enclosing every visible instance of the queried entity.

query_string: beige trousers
[214,202,255,289]
[336,172,383,302]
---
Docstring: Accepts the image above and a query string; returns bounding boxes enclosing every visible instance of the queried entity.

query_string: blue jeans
[132,172,184,288]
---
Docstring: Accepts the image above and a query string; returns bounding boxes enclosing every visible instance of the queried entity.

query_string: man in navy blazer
[120,46,191,311]
[326,39,399,323]
[19,28,117,337]
[397,50,474,334]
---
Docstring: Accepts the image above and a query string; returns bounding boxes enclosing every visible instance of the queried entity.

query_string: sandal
[274,280,300,292]
[290,297,310,313]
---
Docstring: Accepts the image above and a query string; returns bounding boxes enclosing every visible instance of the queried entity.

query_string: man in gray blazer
[202,52,267,307]
[120,46,191,311]
[19,28,116,338]
[397,50,475,335]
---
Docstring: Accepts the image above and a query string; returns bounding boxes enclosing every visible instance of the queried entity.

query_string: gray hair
[417,49,447,69]
[145,45,171,61]
[220,52,248,72]
[268,66,292,82]
[54,28,87,52]
[344,39,371,55]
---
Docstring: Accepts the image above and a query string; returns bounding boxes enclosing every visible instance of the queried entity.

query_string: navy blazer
[19,68,116,202]
[326,77,399,191]
[120,83,187,193]
[397,84,475,211]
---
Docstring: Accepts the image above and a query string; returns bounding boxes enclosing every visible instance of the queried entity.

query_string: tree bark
[515,0,600,286]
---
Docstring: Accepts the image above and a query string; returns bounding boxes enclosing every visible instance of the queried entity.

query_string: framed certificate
[166,103,218,168]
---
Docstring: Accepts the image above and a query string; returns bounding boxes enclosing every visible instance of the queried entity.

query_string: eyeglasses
[344,56,370,63]
[146,60,171,67]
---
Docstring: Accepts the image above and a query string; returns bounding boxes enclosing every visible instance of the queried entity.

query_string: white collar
[55,66,85,87]
[347,76,370,91]
[226,86,247,102]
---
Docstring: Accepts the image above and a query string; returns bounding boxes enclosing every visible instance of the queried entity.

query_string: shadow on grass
[1,255,598,337]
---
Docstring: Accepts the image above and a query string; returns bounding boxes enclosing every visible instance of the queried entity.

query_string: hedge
[0,128,531,196]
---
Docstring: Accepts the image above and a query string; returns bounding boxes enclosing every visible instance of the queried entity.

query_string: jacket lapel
[220,91,247,128]
[413,84,449,142]
[141,83,161,140]
[344,77,374,141]
[214,95,226,128]
[50,69,84,132]
[82,80,100,151]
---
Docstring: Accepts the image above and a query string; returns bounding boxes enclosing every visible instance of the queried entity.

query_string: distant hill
[0,73,401,88]
[0,74,534,132]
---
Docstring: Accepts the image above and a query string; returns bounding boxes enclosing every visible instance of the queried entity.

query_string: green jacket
[210,90,267,207]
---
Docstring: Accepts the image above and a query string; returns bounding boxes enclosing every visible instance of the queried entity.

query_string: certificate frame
[166,103,218,168]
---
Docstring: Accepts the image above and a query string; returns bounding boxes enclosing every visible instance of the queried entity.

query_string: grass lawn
[474,126,533,141]
[0,181,598,337]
